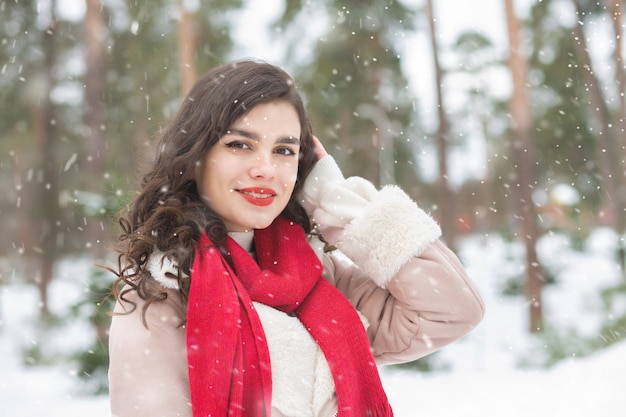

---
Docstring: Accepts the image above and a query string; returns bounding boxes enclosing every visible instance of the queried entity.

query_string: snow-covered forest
[1,0,625,415]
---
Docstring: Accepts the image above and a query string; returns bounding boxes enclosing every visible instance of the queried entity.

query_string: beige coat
[108,156,485,417]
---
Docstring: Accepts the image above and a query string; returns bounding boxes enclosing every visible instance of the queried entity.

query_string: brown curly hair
[112,60,318,320]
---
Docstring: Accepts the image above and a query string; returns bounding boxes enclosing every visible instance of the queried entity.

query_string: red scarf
[186,217,393,416]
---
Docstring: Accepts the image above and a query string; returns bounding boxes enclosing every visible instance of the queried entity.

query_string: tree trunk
[504,0,544,333]
[572,0,624,267]
[84,0,107,258]
[606,0,626,158]
[36,0,60,318]
[426,0,457,252]
[8,152,35,260]
[604,0,626,276]
[177,0,197,96]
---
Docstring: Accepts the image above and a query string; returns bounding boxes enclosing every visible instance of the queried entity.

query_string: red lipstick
[237,187,277,207]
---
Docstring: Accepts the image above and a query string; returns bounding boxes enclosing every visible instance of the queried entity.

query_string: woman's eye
[225,141,250,150]
[275,147,296,156]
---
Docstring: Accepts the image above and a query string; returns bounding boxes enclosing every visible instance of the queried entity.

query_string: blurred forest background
[1,0,626,396]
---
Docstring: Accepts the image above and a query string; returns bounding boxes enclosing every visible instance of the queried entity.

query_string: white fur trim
[340,185,442,288]
[145,250,185,289]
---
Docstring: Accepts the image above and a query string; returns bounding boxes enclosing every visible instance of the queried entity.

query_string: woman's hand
[312,135,328,160]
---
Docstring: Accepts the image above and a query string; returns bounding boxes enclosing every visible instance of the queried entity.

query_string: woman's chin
[230,217,275,232]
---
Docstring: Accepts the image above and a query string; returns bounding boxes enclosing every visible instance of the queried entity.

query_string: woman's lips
[237,187,277,207]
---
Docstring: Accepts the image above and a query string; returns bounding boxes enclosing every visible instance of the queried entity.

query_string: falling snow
[1,227,624,416]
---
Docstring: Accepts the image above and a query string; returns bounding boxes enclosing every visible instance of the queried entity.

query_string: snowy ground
[1,228,625,416]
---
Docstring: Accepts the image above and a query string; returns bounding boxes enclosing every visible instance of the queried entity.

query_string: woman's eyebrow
[226,128,258,140]
[226,128,300,145]
[278,136,300,145]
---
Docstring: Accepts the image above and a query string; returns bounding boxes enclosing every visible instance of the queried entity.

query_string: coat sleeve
[322,241,484,364]
[108,289,191,417]
[301,155,485,365]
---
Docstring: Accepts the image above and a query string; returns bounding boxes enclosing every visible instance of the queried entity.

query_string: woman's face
[199,100,301,232]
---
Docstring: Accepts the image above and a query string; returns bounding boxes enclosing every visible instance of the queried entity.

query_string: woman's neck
[228,230,254,253]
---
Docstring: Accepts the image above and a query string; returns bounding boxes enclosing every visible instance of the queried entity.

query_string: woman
[108,60,484,417]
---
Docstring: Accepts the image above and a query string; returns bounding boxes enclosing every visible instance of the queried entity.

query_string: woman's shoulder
[113,284,186,332]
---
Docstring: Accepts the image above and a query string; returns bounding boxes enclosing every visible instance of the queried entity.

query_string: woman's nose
[249,153,276,179]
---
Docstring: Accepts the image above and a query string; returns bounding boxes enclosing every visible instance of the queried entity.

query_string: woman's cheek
[283,172,298,190]
[280,163,298,188]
